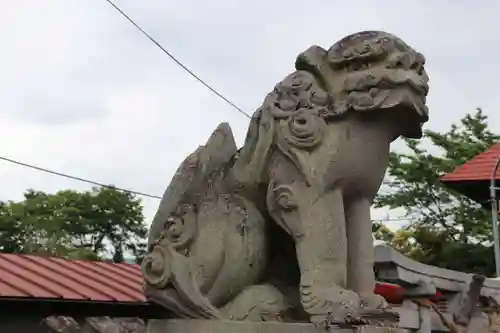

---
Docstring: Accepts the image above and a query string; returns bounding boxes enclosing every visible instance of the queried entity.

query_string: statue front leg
[267,180,360,324]
[345,197,388,311]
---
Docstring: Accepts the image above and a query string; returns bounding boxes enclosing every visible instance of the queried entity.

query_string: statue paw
[302,286,361,325]
[221,284,292,322]
[360,293,388,310]
[358,294,399,328]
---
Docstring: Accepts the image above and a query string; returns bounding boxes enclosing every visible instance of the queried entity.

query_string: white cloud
[1,0,499,225]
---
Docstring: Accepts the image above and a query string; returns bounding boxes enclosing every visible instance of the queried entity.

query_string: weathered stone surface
[148,319,409,333]
[142,30,429,326]
[42,316,146,333]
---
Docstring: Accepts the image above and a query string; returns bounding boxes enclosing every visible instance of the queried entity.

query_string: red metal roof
[441,143,500,182]
[0,253,146,302]
[0,253,426,305]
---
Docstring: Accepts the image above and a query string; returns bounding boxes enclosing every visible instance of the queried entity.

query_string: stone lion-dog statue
[142,30,429,326]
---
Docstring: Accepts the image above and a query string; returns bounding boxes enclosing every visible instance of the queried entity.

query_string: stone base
[148,320,409,333]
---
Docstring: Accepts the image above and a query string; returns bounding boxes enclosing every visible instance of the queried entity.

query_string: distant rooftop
[441,143,500,182]
[440,143,500,205]
[0,252,145,302]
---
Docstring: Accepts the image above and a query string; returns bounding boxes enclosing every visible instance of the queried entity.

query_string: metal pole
[490,156,500,277]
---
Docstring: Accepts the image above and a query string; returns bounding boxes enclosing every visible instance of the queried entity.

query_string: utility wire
[103,0,252,119]
[0,155,411,222]
[0,158,410,224]
[0,2,420,224]
[0,155,413,224]
[97,2,412,223]
[2,2,255,199]
[0,156,161,199]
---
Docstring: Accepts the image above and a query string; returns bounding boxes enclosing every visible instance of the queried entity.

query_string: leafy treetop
[373,109,500,276]
[0,186,147,263]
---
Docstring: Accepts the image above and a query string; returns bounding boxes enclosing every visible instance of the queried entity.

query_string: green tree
[374,109,500,276]
[0,186,147,263]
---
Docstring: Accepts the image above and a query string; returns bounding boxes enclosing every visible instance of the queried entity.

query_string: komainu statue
[142,30,429,326]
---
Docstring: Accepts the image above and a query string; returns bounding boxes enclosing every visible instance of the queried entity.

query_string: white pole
[489,156,500,277]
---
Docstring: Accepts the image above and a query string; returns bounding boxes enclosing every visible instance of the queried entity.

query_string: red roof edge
[440,143,500,182]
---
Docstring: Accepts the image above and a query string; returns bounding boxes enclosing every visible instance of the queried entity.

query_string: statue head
[235,31,429,188]
[296,30,429,138]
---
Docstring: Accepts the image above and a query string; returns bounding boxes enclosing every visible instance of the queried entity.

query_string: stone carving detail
[284,109,325,149]
[143,30,429,327]
[42,316,146,333]
[143,245,171,288]
[271,184,298,212]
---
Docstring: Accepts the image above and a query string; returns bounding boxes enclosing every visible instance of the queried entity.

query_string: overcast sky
[1,1,499,229]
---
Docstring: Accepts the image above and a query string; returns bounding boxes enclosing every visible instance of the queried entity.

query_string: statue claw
[303,286,361,326]
[358,295,400,328]
[360,293,389,310]
[308,290,398,328]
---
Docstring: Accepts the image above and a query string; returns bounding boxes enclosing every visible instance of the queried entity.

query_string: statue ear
[234,108,275,187]
[296,46,337,96]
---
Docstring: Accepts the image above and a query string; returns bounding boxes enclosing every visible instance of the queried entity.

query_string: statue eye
[164,217,177,229]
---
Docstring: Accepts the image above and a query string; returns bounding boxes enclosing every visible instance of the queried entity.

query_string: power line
[1,3,255,199]
[2,157,414,222]
[102,0,252,119]
[0,156,161,199]
[0,155,415,225]
[0,155,414,224]
[0,2,421,216]
[2,3,256,199]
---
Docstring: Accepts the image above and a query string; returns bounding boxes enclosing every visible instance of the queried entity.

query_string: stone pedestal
[148,320,409,333]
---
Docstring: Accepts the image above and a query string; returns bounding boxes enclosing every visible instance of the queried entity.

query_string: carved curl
[272,185,297,211]
[162,204,197,254]
[142,245,172,288]
[284,109,325,149]
[266,71,331,122]
[327,32,394,67]
[234,69,332,187]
